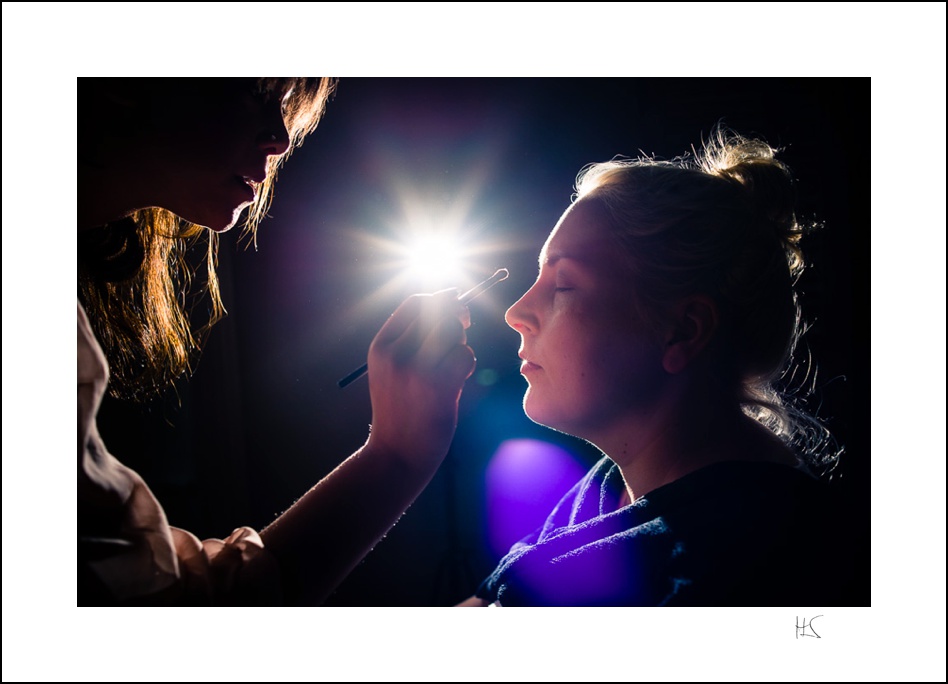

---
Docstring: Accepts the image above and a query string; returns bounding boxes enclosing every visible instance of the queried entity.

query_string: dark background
[96,77,870,606]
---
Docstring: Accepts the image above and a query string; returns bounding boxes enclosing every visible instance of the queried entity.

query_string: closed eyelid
[532,262,573,290]
[552,264,579,287]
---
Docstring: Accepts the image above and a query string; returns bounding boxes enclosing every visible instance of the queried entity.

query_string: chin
[192,204,246,233]
[523,395,567,433]
[524,394,604,441]
[207,220,237,234]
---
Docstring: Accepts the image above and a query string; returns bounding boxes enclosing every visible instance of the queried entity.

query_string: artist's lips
[237,162,269,185]
[519,358,541,374]
[234,175,258,202]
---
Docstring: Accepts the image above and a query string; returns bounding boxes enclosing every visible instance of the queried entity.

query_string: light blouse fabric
[78,300,281,605]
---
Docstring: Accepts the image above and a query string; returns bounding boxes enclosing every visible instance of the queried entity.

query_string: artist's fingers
[386,297,468,370]
[372,289,459,348]
[414,309,467,365]
[440,341,477,384]
[371,295,424,348]
[385,311,474,389]
[370,290,468,370]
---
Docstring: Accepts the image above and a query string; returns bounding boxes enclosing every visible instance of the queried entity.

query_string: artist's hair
[574,127,840,473]
[78,77,335,400]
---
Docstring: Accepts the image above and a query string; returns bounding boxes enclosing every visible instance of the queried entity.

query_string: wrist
[360,428,450,476]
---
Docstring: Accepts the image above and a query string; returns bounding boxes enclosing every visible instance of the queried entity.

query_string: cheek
[521,299,664,426]
[553,320,663,409]
[522,326,602,420]
[599,337,666,408]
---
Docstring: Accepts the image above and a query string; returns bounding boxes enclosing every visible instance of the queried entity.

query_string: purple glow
[485,439,587,557]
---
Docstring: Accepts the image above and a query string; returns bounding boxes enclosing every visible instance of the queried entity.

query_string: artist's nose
[258,102,290,157]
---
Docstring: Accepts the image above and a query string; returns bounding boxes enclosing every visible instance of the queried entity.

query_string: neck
[589,377,796,504]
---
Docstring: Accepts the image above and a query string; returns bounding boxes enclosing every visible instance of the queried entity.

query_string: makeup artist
[78,78,476,606]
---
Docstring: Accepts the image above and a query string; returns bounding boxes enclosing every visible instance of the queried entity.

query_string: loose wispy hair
[573,126,842,475]
[78,77,336,400]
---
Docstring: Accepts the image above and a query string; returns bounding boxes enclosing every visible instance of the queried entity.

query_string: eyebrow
[539,249,596,269]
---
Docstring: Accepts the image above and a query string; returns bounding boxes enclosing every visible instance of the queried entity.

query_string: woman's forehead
[540,200,614,266]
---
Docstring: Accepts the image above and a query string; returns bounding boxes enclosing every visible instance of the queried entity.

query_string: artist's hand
[363,289,475,468]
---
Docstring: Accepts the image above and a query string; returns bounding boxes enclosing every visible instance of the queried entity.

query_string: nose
[505,286,538,334]
[258,102,291,157]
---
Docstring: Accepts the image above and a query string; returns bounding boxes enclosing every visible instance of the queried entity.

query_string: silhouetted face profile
[505,199,667,442]
[124,79,291,231]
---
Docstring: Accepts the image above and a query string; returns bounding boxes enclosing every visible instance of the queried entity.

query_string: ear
[662,295,719,374]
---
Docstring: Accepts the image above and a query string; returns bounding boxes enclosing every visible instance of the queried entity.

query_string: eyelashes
[536,262,576,294]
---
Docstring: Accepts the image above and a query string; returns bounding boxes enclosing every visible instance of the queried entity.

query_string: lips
[519,355,541,374]
[240,172,267,184]
[236,161,269,185]
[233,175,257,202]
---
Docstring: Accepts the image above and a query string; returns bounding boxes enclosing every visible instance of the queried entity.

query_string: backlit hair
[574,126,839,473]
[78,77,336,400]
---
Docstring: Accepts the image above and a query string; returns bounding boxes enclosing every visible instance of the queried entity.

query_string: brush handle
[337,363,369,389]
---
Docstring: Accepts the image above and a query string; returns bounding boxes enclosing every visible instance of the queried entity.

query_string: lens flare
[485,438,587,558]
[335,164,533,329]
[403,232,464,284]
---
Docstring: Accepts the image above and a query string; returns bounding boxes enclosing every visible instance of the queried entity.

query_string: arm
[455,595,489,607]
[260,290,475,605]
